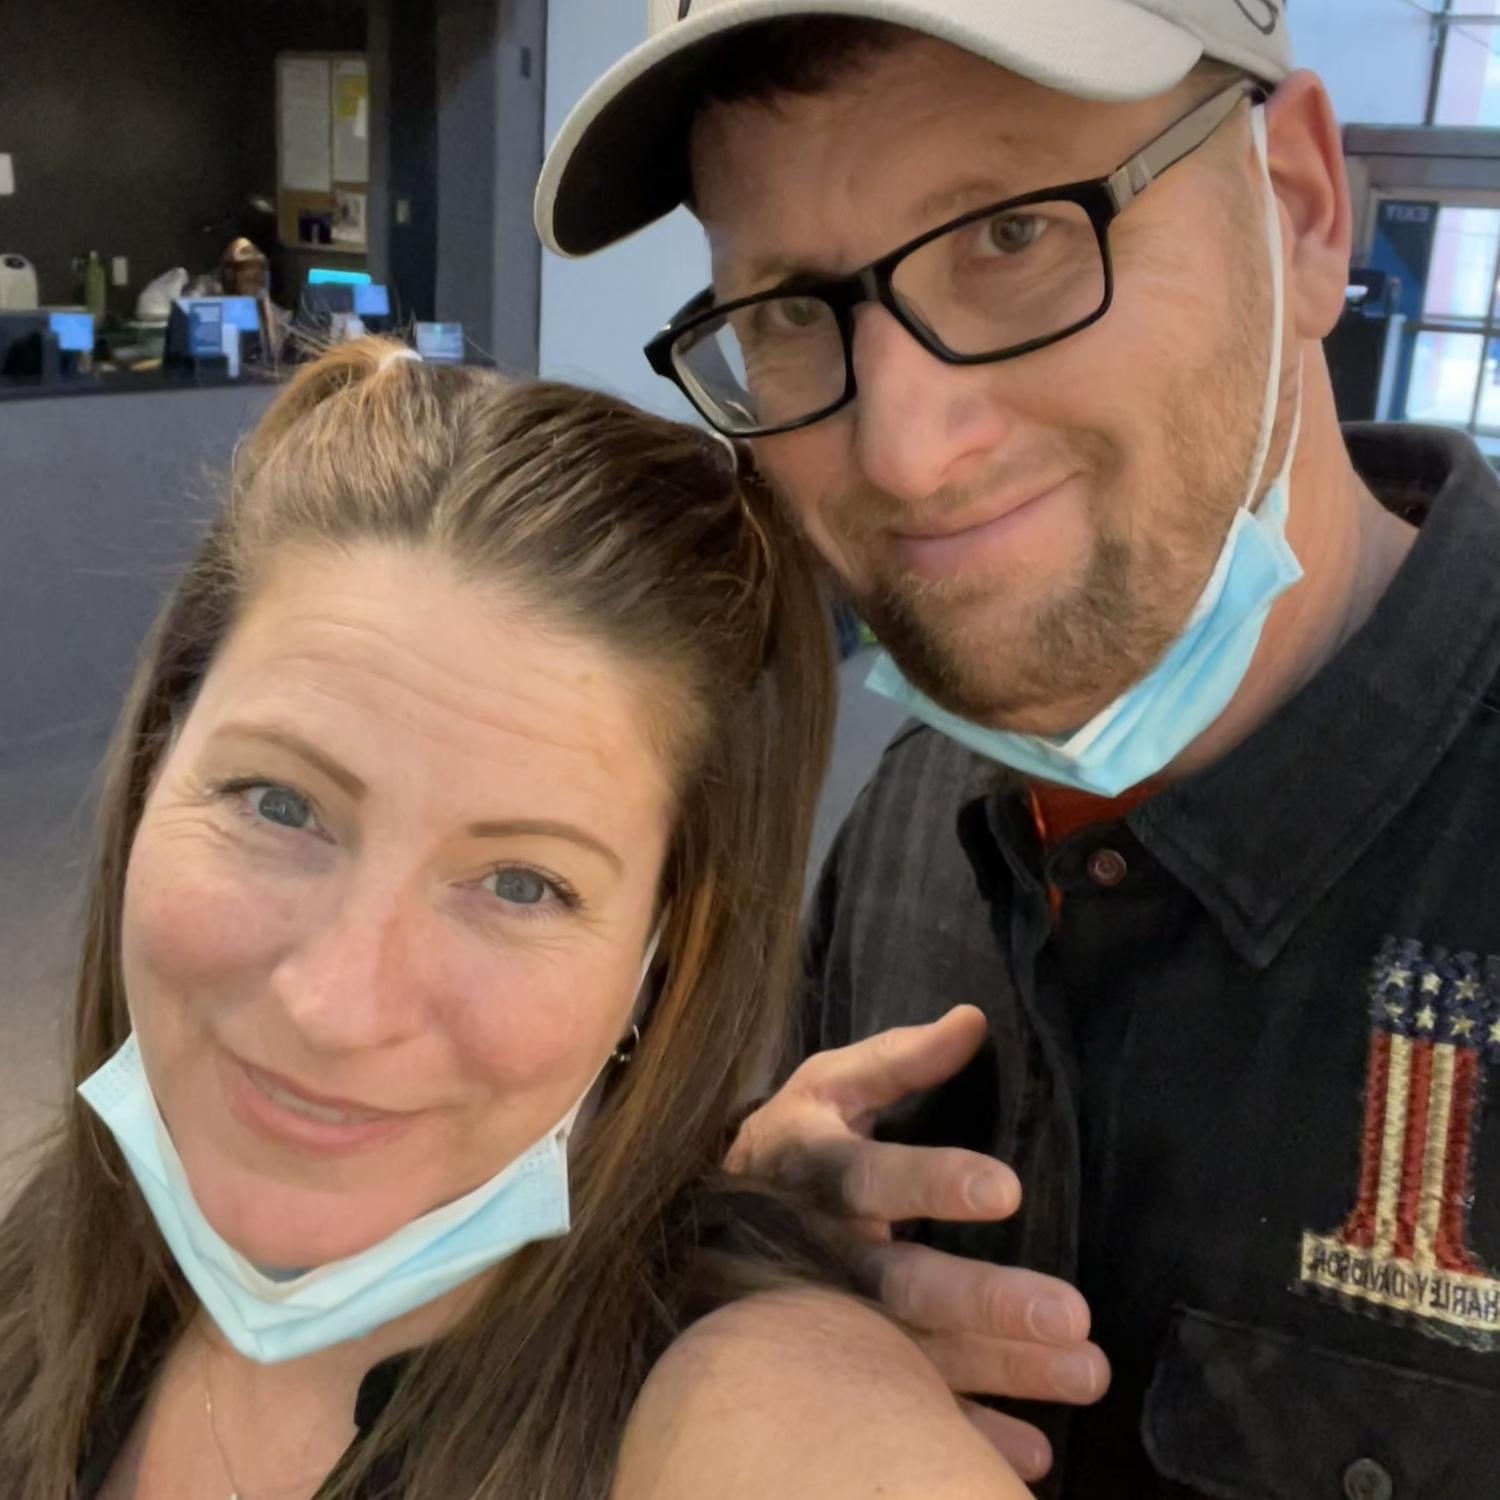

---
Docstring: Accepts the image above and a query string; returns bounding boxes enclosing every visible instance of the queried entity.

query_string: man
[538,3,1500,1495]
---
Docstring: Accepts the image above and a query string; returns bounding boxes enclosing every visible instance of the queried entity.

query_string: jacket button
[1343,1457,1393,1500]
[1086,848,1128,888]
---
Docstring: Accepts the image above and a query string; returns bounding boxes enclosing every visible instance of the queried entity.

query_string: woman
[0,340,1026,1499]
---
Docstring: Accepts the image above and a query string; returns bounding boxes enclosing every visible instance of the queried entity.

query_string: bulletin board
[276,52,369,254]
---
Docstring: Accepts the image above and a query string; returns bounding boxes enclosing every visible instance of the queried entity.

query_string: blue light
[220,296,261,332]
[354,283,391,317]
[48,311,95,353]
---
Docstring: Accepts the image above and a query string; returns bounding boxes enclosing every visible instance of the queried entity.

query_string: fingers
[958,1401,1053,1483]
[838,1140,1021,1224]
[863,1241,1089,1343]
[914,1328,1111,1407]
[866,1242,1109,1408]
[732,1134,1001,1224]
[797,1005,991,1120]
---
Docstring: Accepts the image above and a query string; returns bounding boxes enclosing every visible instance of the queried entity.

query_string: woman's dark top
[75,1327,407,1499]
[74,1179,857,1498]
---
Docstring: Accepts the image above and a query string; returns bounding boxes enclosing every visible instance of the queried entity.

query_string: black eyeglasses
[645,79,1262,438]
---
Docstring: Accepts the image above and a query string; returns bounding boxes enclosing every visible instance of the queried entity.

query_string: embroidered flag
[1300,938,1500,1347]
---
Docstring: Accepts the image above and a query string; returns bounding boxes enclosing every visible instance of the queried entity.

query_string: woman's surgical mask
[79,926,663,1364]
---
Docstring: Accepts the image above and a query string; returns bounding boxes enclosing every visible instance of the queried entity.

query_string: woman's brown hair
[0,339,839,1497]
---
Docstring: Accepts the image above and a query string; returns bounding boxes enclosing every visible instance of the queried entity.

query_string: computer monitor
[163,297,266,375]
[354,283,391,320]
[414,321,465,363]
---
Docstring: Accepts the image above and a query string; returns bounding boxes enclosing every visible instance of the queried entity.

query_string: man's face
[691,38,1280,736]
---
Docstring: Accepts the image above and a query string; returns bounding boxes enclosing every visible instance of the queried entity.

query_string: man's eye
[979,213,1045,255]
[764,296,829,332]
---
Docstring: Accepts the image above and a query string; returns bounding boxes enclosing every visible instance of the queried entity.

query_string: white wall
[1289,0,1434,126]
[539,0,706,417]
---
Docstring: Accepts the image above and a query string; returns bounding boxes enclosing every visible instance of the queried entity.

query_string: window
[1380,205,1500,439]
[1430,1,1500,126]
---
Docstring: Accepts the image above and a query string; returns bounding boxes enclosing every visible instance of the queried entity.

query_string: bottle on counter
[83,250,107,326]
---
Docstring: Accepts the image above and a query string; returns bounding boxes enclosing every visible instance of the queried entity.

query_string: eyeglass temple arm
[1105,80,1262,213]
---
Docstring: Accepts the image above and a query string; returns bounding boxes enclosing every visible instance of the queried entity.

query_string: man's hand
[726,1005,1109,1482]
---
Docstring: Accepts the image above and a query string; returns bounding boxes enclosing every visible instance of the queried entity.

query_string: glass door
[1376,198,1500,446]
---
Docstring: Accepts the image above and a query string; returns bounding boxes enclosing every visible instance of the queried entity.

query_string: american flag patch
[1300,938,1500,1348]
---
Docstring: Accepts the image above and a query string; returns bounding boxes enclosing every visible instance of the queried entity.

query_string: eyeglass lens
[672,198,1106,432]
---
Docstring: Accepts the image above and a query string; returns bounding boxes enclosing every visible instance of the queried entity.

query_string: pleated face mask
[79,927,661,1364]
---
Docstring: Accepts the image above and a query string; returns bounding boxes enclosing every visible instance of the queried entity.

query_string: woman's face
[122,544,675,1269]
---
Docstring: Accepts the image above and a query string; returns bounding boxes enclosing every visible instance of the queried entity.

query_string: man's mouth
[886,474,1080,582]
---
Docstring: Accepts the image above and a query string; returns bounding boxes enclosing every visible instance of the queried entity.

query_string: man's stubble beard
[843,243,1271,731]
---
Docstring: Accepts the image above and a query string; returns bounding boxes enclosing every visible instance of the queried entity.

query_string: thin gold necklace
[200,1336,334,1500]
[201,1338,242,1500]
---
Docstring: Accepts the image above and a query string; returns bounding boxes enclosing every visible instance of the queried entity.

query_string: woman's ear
[1264,70,1354,342]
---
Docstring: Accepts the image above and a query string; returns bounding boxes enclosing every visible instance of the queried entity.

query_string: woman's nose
[849,303,1014,504]
[270,885,425,1054]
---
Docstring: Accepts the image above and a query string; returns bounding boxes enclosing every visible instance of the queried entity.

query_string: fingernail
[964,1172,1013,1215]
[1029,1297,1079,1344]
[1053,1349,1100,1401]
[1019,1438,1052,1480]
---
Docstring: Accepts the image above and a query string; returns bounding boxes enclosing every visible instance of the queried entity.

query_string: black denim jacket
[801,425,1500,1500]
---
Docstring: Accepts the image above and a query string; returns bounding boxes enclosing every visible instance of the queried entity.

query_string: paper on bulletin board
[333,60,369,183]
[332,188,367,246]
[280,57,332,192]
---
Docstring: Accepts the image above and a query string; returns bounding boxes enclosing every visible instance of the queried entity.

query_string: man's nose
[271,882,426,1055]
[848,303,1013,504]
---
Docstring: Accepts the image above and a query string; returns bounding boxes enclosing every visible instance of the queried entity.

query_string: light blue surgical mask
[78,929,662,1364]
[867,107,1303,799]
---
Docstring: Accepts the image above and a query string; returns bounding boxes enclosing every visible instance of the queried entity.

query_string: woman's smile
[219,1048,421,1157]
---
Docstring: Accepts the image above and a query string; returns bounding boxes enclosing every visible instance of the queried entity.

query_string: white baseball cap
[536,0,1293,258]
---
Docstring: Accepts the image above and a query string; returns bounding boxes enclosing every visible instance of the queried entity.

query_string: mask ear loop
[1242,104,1283,511]
[1246,103,1305,515]
[1244,102,1304,515]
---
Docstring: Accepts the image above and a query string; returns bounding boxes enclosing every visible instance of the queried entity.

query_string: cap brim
[536,0,1204,257]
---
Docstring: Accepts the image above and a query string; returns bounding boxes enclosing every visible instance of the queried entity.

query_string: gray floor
[0,734,106,1170]
[0,650,904,1168]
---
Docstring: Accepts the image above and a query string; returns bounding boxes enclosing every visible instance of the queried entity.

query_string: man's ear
[1264,70,1353,341]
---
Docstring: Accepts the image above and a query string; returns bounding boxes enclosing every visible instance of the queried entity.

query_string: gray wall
[435,0,546,372]
[0,0,367,311]
[382,0,441,322]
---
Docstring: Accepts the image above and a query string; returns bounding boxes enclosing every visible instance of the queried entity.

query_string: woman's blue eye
[249,785,313,830]
[490,868,549,906]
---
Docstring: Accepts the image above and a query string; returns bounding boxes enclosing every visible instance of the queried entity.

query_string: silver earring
[611,1024,641,1068]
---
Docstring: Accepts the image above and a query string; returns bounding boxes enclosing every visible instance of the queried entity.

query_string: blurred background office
[8,0,1500,1161]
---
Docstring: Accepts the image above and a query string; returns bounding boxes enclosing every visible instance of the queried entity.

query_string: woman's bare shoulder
[612,1288,1030,1500]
